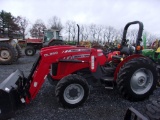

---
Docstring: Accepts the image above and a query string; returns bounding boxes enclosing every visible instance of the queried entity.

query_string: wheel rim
[64,84,84,104]
[27,49,33,55]
[0,49,11,61]
[130,68,153,95]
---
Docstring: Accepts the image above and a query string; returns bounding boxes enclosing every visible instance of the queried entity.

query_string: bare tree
[16,16,29,39]
[96,25,103,41]
[147,33,157,46]
[30,19,46,38]
[65,21,72,41]
[127,29,138,44]
[116,28,123,40]
[83,25,90,41]
[71,22,77,41]
[79,25,90,41]
[65,20,77,41]
[48,16,63,31]
[89,24,97,41]
[79,25,84,41]
[103,26,116,43]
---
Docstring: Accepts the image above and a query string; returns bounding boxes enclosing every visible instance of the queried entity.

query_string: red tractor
[25,29,64,56]
[0,21,159,119]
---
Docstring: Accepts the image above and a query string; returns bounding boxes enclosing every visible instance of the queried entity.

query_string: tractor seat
[120,46,134,55]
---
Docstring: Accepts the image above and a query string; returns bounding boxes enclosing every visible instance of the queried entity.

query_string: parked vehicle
[0,21,158,120]
[25,29,64,56]
[0,38,22,65]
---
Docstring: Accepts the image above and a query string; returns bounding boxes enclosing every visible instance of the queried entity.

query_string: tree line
[0,10,28,39]
[0,10,158,45]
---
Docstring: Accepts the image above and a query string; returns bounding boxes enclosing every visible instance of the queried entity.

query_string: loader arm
[25,46,93,103]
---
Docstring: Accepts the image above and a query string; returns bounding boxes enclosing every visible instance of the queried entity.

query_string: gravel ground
[0,50,160,120]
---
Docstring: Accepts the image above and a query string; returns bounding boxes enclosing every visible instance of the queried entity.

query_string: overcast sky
[1,0,160,36]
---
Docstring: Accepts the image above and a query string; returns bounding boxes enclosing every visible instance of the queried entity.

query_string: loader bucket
[0,69,25,120]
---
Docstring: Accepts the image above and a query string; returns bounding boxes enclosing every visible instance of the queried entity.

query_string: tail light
[117,44,121,49]
[136,46,143,51]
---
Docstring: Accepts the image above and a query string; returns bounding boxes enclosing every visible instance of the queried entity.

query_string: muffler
[0,69,26,120]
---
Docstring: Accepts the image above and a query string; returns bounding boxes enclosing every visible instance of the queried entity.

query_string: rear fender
[114,54,144,81]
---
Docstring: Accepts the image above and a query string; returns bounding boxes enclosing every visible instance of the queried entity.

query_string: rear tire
[0,42,18,65]
[25,46,36,56]
[117,57,158,101]
[55,74,89,108]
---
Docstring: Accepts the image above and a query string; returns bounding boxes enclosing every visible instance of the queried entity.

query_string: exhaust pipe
[0,69,26,119]
[77,24,80,45]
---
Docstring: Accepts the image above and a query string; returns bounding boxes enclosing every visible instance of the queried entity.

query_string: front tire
[25,46,36,56]
[55,74,89,108]
[117,57,158,101]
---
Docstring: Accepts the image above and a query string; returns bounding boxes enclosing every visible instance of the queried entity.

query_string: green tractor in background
[142,37,160,87]
[142,35,160,64]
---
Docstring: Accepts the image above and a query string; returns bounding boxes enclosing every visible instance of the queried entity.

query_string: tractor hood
[142,49,155,56]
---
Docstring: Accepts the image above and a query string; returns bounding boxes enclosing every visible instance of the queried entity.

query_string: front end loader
[0,21,159,120]
[0,45,94,119]
[0,69,25,119]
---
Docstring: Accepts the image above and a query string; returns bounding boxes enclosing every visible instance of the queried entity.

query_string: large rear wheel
[0,42,18,65]
[55,74,89,108]
[117,57,158,101]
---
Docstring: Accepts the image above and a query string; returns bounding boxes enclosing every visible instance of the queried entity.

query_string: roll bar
[121,21,144,47]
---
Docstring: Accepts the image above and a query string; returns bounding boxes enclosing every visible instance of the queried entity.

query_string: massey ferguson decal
[73,54,90,58]
[63,54,90,59]
[44,52,58,57]
[62,49,90,53]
